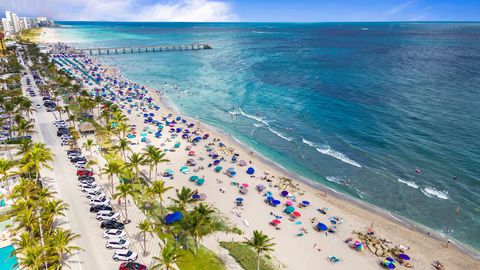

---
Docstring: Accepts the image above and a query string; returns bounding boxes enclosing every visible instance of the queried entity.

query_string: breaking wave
[421,186,449,200]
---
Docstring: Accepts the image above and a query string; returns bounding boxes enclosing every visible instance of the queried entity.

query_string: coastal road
[19,52,118,270]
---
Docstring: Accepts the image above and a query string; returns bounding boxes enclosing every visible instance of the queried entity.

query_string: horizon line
[54,20,480,23]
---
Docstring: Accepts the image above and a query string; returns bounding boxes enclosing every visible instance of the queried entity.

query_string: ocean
[52,22,480,251]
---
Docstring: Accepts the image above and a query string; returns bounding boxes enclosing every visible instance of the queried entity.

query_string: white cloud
[0,0,237,22]
[385,1,415,17]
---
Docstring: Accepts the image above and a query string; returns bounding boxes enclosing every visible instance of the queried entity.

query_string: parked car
[78,176,95,181]
[90,204,113,213]
[35,104,42,109]
[86,191,105,199]
[96,210,120,221]
[101,220,125,230]
[81,185,101,193]
[103,229,126,239]
[112,250,137,262]
[77,169,93,176]
[106,238,129,249]
[71,157,87,164]
[78,182,97,188]
[90,197,110,206]
[118,262,147,270]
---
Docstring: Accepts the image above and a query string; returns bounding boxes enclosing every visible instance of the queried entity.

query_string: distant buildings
[0,10,54,38]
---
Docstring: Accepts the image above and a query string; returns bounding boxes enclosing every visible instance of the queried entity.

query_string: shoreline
[41,28,480,269]
[143,75,480,260]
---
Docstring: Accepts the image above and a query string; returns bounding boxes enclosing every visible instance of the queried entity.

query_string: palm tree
[113,138,132,162]
[125,152,145,184]
[143,146,169,180]
[112,183,136,223]
[14,118,36,137]
[21,143,54,183]
[185,212,213,255]
[147,180,173,217]
[115,122,131,139]
[82,138,95,157]
[137,219,153,255]
[14,243,49,270]
[0,158,16,192]
[151,243,182,270]
[49,227,82,270]
[42,199,69,231]
[244,230,276,270]
[16,139,33,155]
[101,160,122,194]
[172,187,195,213]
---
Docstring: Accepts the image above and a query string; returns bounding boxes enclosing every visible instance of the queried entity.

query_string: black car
[100,220,124,229]
[78,176,95,181]
[57,130,70,136]
[67,150,81,155]
[90,204,113,213]
[71,157,86,163]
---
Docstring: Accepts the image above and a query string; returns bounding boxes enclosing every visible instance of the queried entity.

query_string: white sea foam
[361,28,369,31]
[238,108,269,125]
[397,178,419,189]
[252,123,264,128]
[268,127,293,142]
[325,176,345,185]
[316,145,362,168]
[227,110,241,116]
[421,186,449,200]
[301,137,316,147]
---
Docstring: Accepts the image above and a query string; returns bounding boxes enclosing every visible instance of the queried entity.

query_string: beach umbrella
[141,132,147,137]
[189,175,198,182]
[239,160,247,166]
[316,223,328,231]
[383,258,397,269]
[398,254,410,261]
[272,199,281,206]
[354,241,365,251]
[213,160,221,165]
[246,167,255,175]
[256,184,265,191]
[196,178,205,185]
[236,197,244,202]
[164,169,174,175]
[199,193,207,200]
[228,171,237,177]
[284,206,295,214]
[301,200,310,206]
[280,190,289,197]
[192,194,200,199]
[180,166,189,173]
[214,166,222,172]
[286,200,293,206]
[227,167,235,172]
[271,219,281,226]
[291,211,301,218]
[241,183,249,188]
[188,151,195,156]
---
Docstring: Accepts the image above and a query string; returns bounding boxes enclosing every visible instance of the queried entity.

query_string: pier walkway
[73,43,212,55]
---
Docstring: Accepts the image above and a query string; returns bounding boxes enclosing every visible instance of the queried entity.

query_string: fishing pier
[74,43,212,55]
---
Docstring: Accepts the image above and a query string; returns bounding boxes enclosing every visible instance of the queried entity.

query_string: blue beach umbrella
[246,167,255,175]
[316,223,328,231]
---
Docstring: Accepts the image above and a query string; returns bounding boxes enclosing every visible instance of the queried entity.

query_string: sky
[0,0,479,22]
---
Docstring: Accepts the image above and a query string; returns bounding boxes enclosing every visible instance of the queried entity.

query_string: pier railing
[70,43,212,55]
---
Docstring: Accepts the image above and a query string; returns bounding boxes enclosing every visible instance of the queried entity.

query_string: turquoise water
[0,245,17,270]
[53,22,480,250]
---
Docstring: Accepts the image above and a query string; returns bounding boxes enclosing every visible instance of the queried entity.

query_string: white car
[86,191,105,199]
[90,197,110,206]
[78,182,97,188]
[35,104,42,109]
[106,238,129,249]
[112,250,137,262]
[81,185,101,193]
[103,229,127,239]
[96,210,120,221]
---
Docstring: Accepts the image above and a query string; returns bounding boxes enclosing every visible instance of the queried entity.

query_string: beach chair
[328,256,341,264]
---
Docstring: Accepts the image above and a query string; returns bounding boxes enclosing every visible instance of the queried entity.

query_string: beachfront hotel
[0,10,53,38]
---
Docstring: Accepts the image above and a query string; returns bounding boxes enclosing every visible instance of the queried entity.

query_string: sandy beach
[41,32,480,270]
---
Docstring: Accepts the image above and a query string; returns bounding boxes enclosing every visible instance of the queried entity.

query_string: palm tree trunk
[257,253,261,270]
[124,198,128,221]
[110,175,114,194]
[143,233,146,254]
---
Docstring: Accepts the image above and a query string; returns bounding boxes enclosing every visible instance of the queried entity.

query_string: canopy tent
[165,211,183,224]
